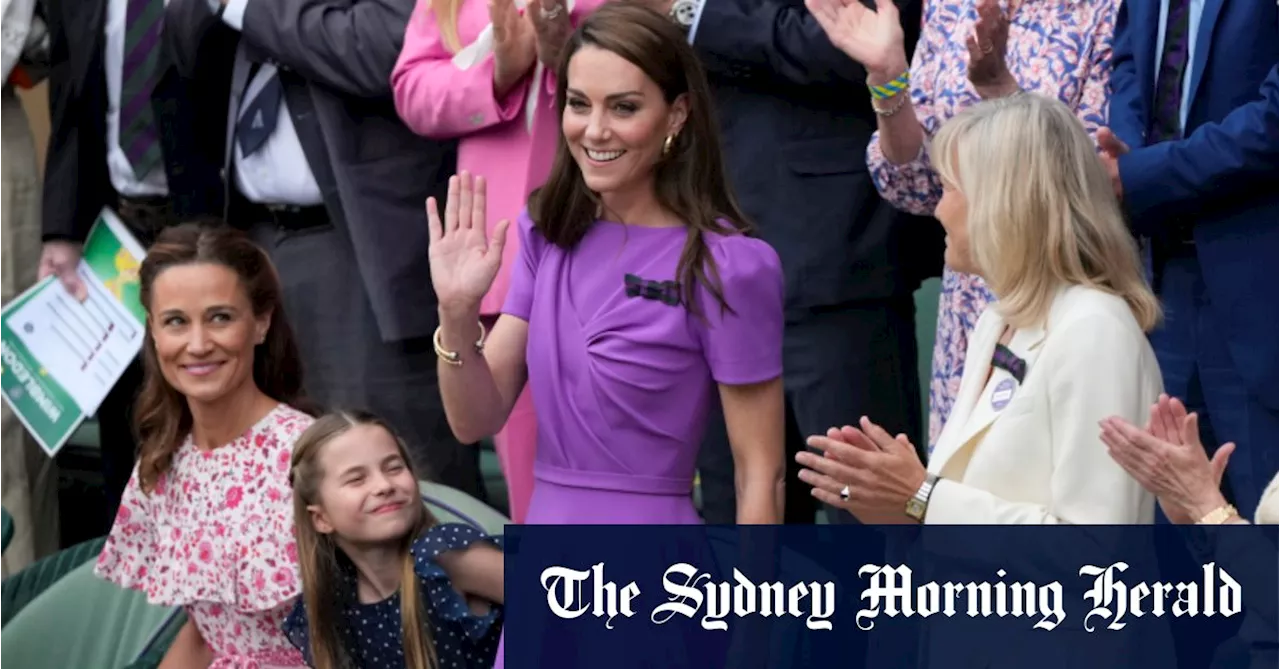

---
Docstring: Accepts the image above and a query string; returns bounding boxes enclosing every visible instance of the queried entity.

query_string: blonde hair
[290,410,439,669]
[426,0,464,53]
[931,93,1161,332]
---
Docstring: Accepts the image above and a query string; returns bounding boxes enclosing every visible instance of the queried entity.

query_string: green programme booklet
[1,209,146,456]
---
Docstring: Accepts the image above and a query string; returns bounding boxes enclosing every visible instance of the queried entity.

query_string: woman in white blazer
[797,93,1163,525]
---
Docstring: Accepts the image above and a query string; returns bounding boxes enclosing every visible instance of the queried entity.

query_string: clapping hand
[1099,395,1235,524]
[1096,127,1129,200]
[528,0,572,69]
[490,0,537,96]
[796,417,924,524]
[427,172,510,320]
[805,0,908,85]
[965,0,1017,97]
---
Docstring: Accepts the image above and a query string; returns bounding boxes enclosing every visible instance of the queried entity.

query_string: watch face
[906,499,925,520]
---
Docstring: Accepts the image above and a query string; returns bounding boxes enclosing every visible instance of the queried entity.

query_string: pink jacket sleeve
[391,0,534,139]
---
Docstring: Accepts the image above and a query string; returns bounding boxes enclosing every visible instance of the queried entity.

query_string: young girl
[284,411,505,669]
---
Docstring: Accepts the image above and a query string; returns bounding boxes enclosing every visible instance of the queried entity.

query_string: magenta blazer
[392,0,605,315]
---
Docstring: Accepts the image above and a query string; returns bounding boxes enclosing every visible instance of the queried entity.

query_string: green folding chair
[1,556,181,669]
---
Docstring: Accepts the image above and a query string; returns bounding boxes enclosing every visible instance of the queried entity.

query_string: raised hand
[427,172,510,319]
[805,0,907,83]
[527,0,573,69]
[965,0,1017,96]
[491,0,537,96]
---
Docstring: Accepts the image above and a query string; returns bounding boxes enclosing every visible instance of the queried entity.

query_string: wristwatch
[905,473,939,523]
[669,0,700,31]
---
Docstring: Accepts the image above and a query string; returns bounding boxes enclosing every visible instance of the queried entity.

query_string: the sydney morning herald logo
[539,561,1242,632]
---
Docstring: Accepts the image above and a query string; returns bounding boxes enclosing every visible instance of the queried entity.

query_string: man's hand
[1096,127,1129,200]
[37,241,87,301]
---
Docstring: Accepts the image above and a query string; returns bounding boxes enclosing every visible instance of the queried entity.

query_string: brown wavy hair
[528,2,752,316]
[135,221,307,493]
[290,410,440,669]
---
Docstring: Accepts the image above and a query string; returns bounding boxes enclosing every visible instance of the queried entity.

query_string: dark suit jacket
[1109,0,1279,409]
[165,0,457,343]
[692,0,939,320]
[41,0,233,242]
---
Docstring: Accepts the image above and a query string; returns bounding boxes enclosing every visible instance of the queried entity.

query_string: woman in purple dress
[426,2,785,528]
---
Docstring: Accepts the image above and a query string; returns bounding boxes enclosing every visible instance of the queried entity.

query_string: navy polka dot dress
[283,523,504,668]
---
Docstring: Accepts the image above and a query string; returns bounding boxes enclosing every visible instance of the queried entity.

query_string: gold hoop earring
[662,134,675,156]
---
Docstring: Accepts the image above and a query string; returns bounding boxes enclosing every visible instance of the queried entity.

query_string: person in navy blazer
[1099,0,1278,522]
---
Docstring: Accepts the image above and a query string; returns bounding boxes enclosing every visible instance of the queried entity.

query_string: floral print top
[865,0,1118,450]
[94,404,315,669]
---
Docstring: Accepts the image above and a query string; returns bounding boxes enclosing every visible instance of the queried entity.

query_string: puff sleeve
[692,233,785,385]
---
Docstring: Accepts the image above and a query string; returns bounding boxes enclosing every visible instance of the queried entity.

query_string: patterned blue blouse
[283,523,503,668]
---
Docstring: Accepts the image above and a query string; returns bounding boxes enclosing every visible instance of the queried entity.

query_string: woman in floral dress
[807,0,1118,451]
[94,223,316,668]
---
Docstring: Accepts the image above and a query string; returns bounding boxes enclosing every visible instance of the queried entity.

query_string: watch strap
[906,473,940,523]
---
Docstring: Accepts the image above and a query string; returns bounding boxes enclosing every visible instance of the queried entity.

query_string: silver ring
[539,3,563,19]
[839,485,850,501]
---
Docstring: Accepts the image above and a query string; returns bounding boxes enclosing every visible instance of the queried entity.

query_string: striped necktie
[119,0,165,179]
[1150,0,1192,142]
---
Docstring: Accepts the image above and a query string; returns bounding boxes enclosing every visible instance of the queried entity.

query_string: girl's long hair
[290,410,439,669]
[134,222,308,494]
[528,2,752,316]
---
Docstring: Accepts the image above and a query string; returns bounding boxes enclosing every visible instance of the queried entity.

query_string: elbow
[392,77,453,140]
[446,420,486,446]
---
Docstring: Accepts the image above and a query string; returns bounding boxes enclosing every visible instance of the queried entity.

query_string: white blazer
[925,285,1161,525]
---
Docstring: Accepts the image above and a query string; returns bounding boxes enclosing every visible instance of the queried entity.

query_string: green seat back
[2,537,107,627]
[418,480,509,536]
[1,560,179,669]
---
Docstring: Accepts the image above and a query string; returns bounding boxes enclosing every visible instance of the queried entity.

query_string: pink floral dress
[95,404,315,669]
[865,0,1118,451]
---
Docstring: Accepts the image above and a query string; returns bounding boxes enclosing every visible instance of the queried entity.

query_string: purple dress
[501,212,785,525]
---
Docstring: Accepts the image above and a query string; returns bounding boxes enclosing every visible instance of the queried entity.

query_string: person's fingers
[426,197,443,244]
[444,175,460,231]
[796,465,851,499]
[489,218,511,263]
[1210,442,1235,486]
[859,416,899,451]
[1180,411,1203,450]
[472,174,488,236]
[457,171,474,230]
[806,435,876,466]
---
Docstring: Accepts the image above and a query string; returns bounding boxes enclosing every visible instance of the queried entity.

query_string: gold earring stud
[662,134,675,156]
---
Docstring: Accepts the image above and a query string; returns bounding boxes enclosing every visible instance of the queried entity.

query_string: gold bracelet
[433,322,486,366]
[872,92,910,118]
[1196,504,1239,525]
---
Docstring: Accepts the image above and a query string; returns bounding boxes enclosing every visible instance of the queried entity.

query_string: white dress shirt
[104,0,169,197]
[221,0,324,206]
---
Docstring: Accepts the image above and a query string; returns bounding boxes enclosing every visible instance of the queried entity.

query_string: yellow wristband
[869,71,910,101]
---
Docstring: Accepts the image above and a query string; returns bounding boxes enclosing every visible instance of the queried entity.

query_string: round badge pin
[991,377,1017,411]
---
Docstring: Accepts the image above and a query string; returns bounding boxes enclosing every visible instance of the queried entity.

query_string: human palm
[806,0,905,78]
[491,0,536,93]
[427,172,510,315]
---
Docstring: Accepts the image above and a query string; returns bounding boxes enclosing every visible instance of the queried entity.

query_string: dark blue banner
[503,525,1277,669]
